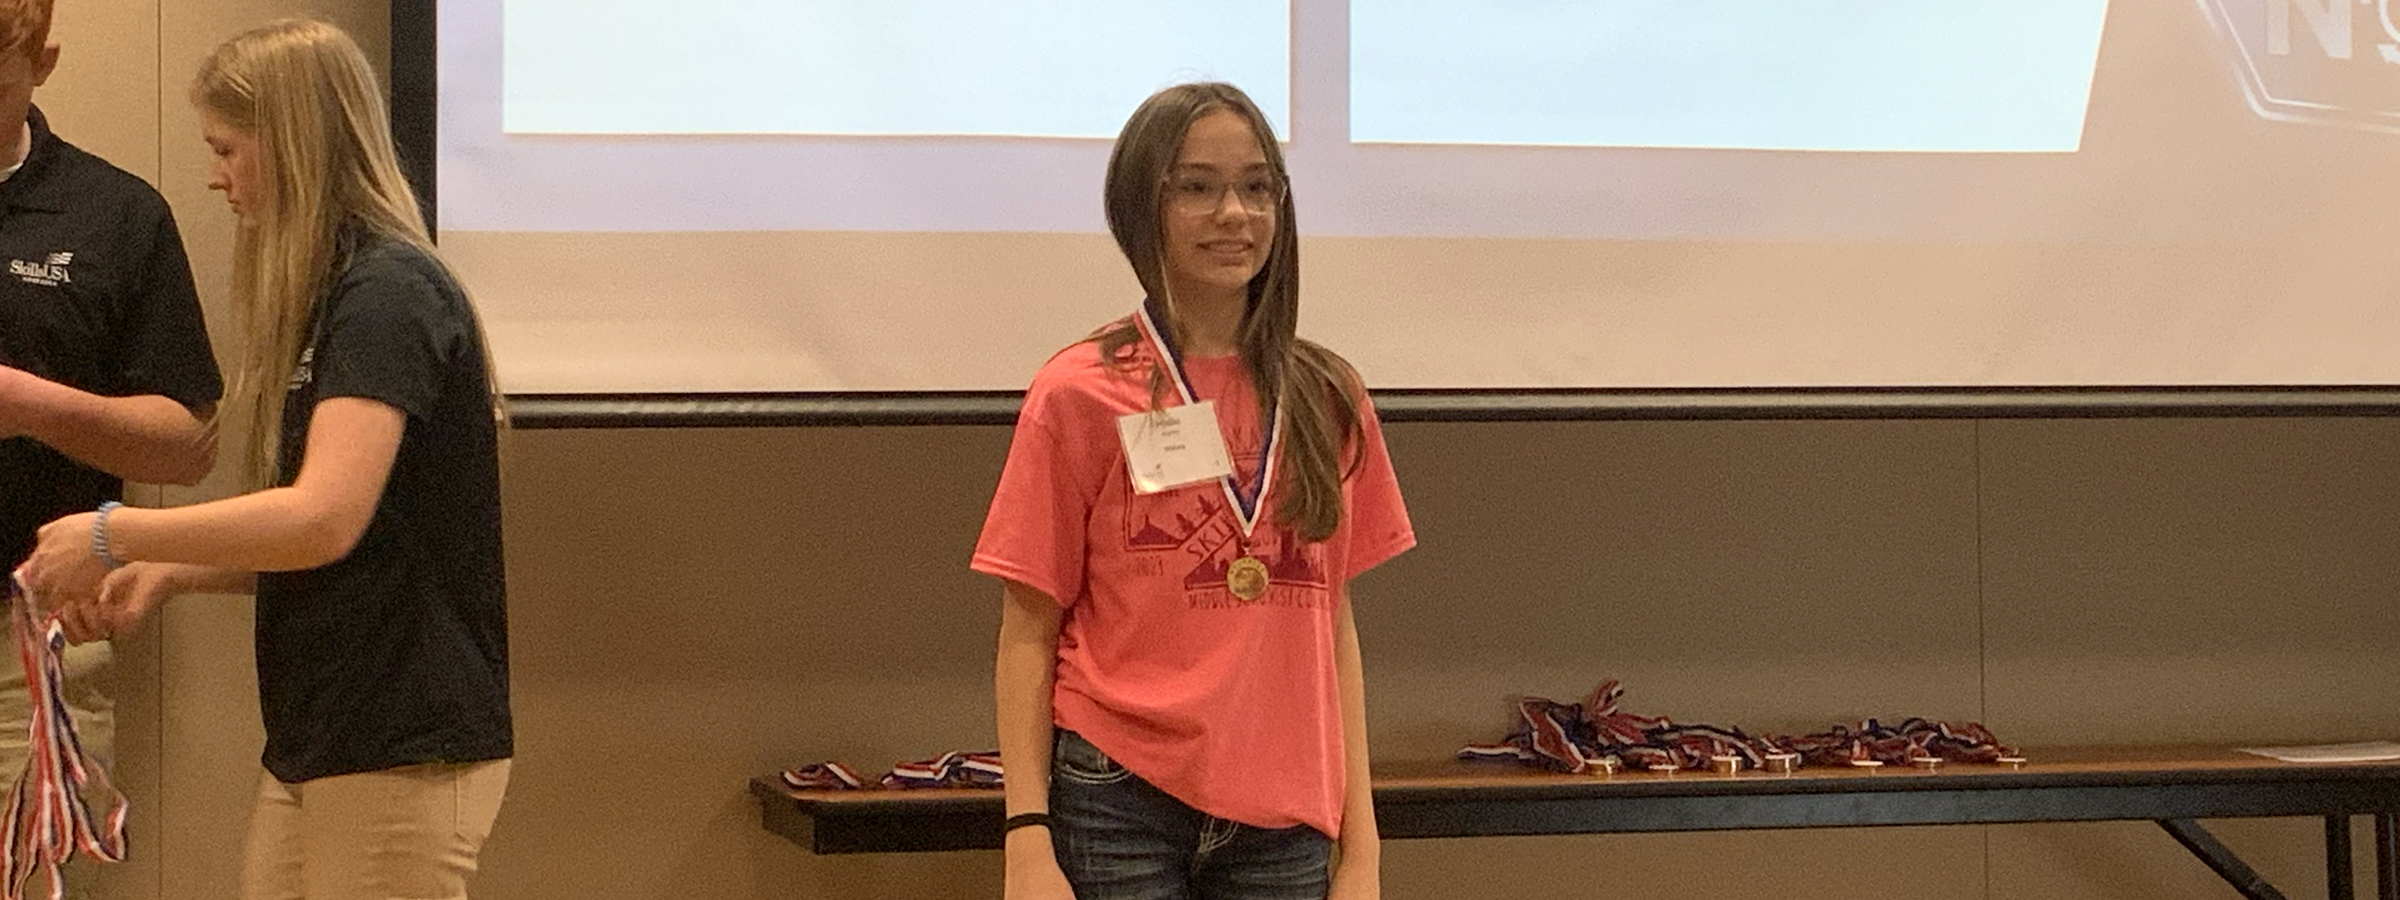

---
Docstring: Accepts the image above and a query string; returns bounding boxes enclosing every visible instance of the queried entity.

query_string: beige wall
[57,2,2400,898]
[46,2,385,898]
[42,6,166,898]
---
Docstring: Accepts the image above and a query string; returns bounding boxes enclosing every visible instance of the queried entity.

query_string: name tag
[1116,400,1234,495]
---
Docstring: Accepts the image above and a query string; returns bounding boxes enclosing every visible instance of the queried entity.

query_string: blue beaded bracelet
[92,501,127,570]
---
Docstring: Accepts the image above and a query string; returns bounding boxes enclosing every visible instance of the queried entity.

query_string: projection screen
[404,0,2400,418]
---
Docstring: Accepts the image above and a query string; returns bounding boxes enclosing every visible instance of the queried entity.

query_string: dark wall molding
[504,387,2400,429]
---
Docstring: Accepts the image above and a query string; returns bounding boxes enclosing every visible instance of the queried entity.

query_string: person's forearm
[54,562,254,645]
[997,583,1062,817]
[996,580,1065,872]
[101,490,362,573]
[64,395,398,574]
[1334,589,1381,864]
[0,368,212,485]
[157,562,257,595]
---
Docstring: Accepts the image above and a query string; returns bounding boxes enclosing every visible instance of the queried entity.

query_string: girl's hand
[1002,829,1076,900]
[1328,851,1380,900]
[82,563,185,643]
[17,511,107,606]
[55,562,189,645]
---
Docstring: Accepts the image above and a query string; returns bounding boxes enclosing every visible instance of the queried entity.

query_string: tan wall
[45,2,385,898]
[56,2,2400,898]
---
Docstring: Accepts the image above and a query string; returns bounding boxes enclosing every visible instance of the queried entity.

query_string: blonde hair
[194,19,500,488]
[0,0,50,61]
[1095,83,1363,543]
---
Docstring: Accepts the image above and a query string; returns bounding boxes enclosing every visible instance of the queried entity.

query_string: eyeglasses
[1162,171,1285,216]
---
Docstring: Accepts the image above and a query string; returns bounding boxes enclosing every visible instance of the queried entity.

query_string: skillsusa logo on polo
[2201,0,2400,134]
[9,251,71,286]
[286,346,314,391]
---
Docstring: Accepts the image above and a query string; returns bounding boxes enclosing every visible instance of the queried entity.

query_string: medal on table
[1130,300,1283,602]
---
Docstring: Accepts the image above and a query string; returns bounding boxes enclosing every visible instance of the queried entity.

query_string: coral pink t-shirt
[972,333,1414,837]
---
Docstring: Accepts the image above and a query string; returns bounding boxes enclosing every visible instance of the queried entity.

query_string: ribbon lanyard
[4,575,129,900]
[1133,300,1282,538]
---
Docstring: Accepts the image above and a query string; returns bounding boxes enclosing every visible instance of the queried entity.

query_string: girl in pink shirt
[975,83,1414,900]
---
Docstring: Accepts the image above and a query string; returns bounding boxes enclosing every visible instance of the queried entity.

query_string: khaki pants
[240,759,510,900]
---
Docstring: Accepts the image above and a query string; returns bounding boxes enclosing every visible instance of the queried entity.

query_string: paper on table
[2238,741,2400,763]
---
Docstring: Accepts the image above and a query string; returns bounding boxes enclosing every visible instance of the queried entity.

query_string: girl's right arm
[996,578,1076,900]
[57,561,255,644]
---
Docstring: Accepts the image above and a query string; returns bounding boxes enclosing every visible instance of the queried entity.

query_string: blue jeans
[1049,729,1332,900]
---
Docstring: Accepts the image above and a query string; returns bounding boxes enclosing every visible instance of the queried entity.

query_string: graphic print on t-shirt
[1124,485,1329,609]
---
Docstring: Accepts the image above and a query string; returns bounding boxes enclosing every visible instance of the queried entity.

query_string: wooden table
[751,747,2400,900]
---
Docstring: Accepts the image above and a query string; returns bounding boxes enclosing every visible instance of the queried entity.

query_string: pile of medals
[1458,680,2014,773]
[781,750,1005,791]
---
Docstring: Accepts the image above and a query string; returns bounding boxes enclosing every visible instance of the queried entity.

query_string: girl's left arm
[20,397,405,596]
[1329,582,1381,900]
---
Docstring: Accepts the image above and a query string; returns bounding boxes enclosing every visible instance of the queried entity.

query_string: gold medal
[1226,556,1270,602]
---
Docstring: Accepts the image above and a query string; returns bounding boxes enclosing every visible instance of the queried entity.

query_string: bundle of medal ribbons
[779,678,2018,792]
[782,751,1005,791]
[3,576,129,900]
[1459,679,2021,774]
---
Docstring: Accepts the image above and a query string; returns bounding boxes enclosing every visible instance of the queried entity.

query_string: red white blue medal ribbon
[3,575,128,900]
[780,752,1008,791]
[880,750,1005,789]
[1458,678,2017,774]
[780,762,865,791]
[1132,301,1283,540]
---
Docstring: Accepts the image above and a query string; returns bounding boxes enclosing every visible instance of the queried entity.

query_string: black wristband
[1003,812,1052,833]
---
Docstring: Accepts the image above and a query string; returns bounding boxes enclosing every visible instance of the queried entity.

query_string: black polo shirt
[254,225,510,782]
[0,106,221,566]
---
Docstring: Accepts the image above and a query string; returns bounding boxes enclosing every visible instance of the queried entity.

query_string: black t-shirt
[0,107,221,565]
[254,226,510,782]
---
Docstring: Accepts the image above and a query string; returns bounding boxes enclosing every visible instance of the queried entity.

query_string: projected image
[447,0,2132,236]
[501,0,1290,137]
[438,0,2400,394]
[1349,1,2112,151]
[2200,0,2400,134]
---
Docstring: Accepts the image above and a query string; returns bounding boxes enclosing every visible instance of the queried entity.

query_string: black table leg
[2375,814,2396,900]
[2160,818,2290,900]
[2330,815,2354,900]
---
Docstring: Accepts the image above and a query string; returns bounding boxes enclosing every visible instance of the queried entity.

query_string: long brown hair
[1095,82,1363,542]
[193,19,503,488]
